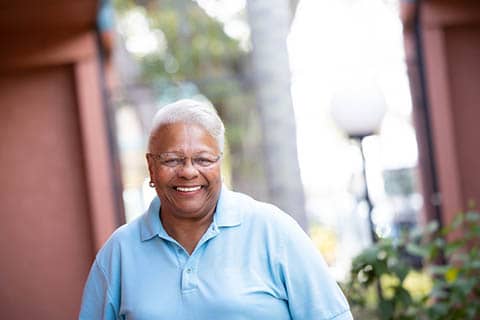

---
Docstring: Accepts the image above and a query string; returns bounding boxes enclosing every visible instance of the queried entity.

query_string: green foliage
[114,0,246,97]
[138,0,244,85]
[345,237,425,320]
[344,210,480,320]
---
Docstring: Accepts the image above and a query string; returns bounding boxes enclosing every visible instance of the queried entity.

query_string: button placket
[181,259,197,292]
[180,224,220,293]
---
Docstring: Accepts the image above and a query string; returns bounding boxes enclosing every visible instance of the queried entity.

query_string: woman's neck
[160,209,214,255]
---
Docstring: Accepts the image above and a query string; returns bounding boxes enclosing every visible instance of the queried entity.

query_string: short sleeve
[278,215,353,320]
[79,260,119,320]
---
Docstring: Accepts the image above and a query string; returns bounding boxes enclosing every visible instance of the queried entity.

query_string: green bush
[344,210,480,320]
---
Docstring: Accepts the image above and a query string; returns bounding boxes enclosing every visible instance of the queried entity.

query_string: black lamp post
[331,81,386,243]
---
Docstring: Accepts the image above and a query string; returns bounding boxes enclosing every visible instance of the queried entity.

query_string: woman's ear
[146,153,155,181]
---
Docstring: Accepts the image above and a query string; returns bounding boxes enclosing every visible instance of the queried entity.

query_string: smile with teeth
[175,186,202,192]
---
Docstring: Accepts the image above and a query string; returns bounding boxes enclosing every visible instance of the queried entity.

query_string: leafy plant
[344,210,480,320]
[344,236,426,319]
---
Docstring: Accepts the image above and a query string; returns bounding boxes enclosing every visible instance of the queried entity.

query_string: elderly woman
[79,99,353,320]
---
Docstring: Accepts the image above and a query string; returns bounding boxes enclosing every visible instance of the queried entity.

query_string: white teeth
[176,186,201,192]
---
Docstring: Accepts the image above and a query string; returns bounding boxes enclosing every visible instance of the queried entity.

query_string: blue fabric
[79,187,353,320]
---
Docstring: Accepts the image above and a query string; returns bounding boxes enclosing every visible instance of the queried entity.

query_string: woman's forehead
[149,122,219,152]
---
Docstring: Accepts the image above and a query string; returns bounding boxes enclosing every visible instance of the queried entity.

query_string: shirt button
[186,268,192,274]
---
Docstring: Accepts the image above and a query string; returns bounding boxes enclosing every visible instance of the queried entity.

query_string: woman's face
[147,122,222,222]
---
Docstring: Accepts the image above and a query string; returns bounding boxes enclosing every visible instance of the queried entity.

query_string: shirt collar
[213,185,243,228]
[139,185,242,242]
[140,196,163,241]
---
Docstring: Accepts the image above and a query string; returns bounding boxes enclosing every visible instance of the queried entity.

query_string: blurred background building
[0,1,123,318]
[1,0,479,318]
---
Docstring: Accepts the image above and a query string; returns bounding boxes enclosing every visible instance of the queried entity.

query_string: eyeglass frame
[146,152,223,169]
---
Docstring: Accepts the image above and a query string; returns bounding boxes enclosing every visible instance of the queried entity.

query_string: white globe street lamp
[331,80,387,242]
[331,81,387,138]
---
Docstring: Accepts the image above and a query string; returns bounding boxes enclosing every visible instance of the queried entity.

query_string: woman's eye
[163,159,182,167]
[195,158,214,166]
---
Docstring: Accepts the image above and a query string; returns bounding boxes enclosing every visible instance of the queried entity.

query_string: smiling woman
[146,121,223,253]
[79,99,353,320]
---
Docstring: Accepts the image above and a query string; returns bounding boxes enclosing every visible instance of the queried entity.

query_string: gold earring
[149,181,155,188]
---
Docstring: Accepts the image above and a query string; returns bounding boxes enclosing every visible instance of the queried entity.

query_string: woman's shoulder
[227,189,299,230]
[95,213,145,260]
[113,213,144,241]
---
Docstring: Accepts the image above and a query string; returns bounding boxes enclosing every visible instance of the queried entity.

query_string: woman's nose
[176,158,199,178]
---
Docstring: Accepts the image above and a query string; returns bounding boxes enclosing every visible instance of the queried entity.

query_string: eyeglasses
[147,152,222,169]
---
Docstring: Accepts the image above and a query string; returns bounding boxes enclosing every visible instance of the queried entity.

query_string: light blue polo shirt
[79,187,353,320]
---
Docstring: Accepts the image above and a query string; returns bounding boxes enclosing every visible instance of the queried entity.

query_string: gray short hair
[148,99,225,152]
